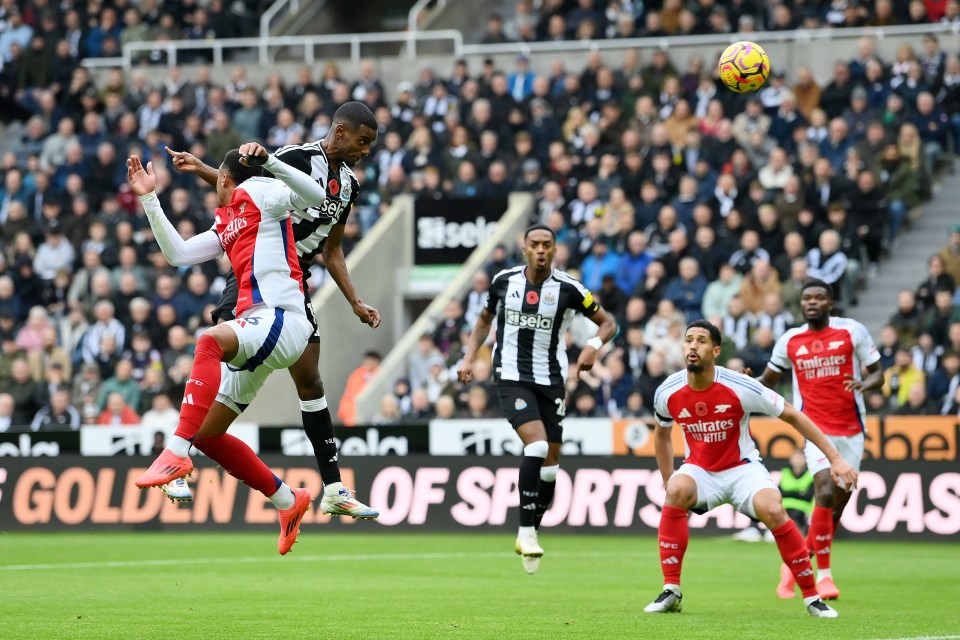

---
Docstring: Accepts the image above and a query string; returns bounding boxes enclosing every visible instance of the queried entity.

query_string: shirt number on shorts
[237,317,261,327]
[554,398,567,417]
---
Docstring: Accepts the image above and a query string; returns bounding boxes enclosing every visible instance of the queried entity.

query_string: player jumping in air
[129,143,328,554]
[645,320,857,618]
[458,224,617,575]
[757,279,883,600]
[160,101,381,520]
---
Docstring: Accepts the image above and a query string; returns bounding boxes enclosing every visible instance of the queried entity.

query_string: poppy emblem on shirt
[328,178,340,195]
[811,340,824,353]
[526,291,539,305]
[695,402,708,416]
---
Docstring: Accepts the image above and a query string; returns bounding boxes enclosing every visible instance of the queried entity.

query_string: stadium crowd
[1,2,960,432]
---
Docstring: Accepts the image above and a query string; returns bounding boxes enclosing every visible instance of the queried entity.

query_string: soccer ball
[718,41,771,93]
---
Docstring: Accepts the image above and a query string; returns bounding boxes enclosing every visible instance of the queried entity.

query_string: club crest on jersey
[543,291,556,305]
[695,402,708,416]
[526,291,540,305]
[811,340,824,353]
[339,178,352,202]
[714,404,732,413]
[828,341,845,350]
[515,398,528,411]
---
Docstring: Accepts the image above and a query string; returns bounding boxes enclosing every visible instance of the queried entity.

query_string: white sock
[324,481,344,497]
[517,525,536,537]
[167,436,192,457]
[803,595,820,606]
[664,583,681,596]
[269,483,296,510]
[817,568,832,581]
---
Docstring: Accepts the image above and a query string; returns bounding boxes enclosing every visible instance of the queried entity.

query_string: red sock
[658,506,689,586]
[809,505,833,571]
[193,433,281,496]
[773,520,817,598]
[174,334,224,442]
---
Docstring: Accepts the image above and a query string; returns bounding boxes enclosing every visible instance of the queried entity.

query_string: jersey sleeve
[564,275,601,315]
[652,382,674,428]
[767,332,792,373]
[485,274,505,315]
[730,371,786,417]
[852,321,882,367]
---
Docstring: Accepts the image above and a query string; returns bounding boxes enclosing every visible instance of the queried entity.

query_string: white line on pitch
[0,549,649,572]
[865,636,960,640]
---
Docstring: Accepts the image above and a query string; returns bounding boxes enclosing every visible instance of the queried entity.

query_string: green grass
[1,532,958,640]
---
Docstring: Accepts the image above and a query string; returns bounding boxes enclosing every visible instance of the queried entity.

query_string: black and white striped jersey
[273,141,360,267]
[486,266,600,388]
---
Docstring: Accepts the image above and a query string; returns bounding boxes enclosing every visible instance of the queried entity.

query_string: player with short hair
[757,279,883,600]
[645,320,857,618]
[458,224,618,574]
[129,142,329,553]
[161,101,381,520]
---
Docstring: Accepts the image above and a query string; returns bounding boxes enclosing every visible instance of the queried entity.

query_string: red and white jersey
[654,366,786,472]
[768,316,880,436]
[213,177,317,318]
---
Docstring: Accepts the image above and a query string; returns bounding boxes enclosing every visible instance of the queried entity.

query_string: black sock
[534,479,556,530]
[518,455,544,527]
[301,406,341,486]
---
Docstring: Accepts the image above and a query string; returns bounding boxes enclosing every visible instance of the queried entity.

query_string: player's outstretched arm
[322,224,380,328]
[128,155,223,266]
[779,402,858,490]
[843,362,884,393]
[757,365,782,389]
[457,309,494,384]
[575,308,618,376]
[165,146,218,187]
[237,142,326,212]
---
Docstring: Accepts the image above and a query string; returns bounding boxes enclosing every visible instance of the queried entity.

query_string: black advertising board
[413,197,508,265]
[1,456,956,540]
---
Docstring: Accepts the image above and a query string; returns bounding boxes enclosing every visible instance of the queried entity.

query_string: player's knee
[294,379,324,401]
[814,490,835,508]
[664,481,696,508]
[524,440,549,459]
[540,464,559,482]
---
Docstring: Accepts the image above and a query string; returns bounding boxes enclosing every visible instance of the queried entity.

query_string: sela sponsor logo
[0,434,60,458]
[219,215,248,247]
[714,404,732,414]
[505,309,554,330]
[429,419,612,456]
[417,216,498,250]
[313,197,346,220]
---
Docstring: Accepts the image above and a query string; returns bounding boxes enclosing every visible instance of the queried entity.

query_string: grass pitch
[1,531,957,640]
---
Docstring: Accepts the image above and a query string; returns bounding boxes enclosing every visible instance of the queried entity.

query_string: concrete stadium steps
[854,162,960,337]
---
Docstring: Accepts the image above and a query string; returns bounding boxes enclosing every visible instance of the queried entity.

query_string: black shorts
[212,273,321,344]
[495,381,566,443]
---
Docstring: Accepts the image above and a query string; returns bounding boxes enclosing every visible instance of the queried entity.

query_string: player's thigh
[216,365,271,415]
[532,385,565,444]
[497,383,543,430]
[672,463,716,511]
[287,341,323,398]
[804,433,864,478]
[725,462,779,520]
[225,307,312,371]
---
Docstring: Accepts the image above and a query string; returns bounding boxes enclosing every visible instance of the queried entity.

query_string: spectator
[663,257,708,322]
[928,352,960,413]
[806,229,848,297]
[96,358,140,411]
[916,254,955,312]
[924,289,960,346]
[938,224,960,284]
[31,388,81,431]
[893,381,939,415]
[8,358,41,426]
[883,347,926,407]
[0,392,14,432]
[888,290,923,348]
[96,391,140,425]
[339,351,382,426]
[27,326,71,382]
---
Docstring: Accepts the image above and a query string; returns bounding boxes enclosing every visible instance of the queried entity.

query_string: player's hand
[165,146,203,173]
[457,359,474,384]
[739,367,754,376]
[239,142,268,166]
[575,345,599,378]
[842,373,865,393]
[829,458,858,492]
[353,301,381,328]
[127,156,156,195]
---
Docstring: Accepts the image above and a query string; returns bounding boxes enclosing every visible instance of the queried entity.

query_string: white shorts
[675,459,778,520]
[215,306,312,413]
[804,432,865,478]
